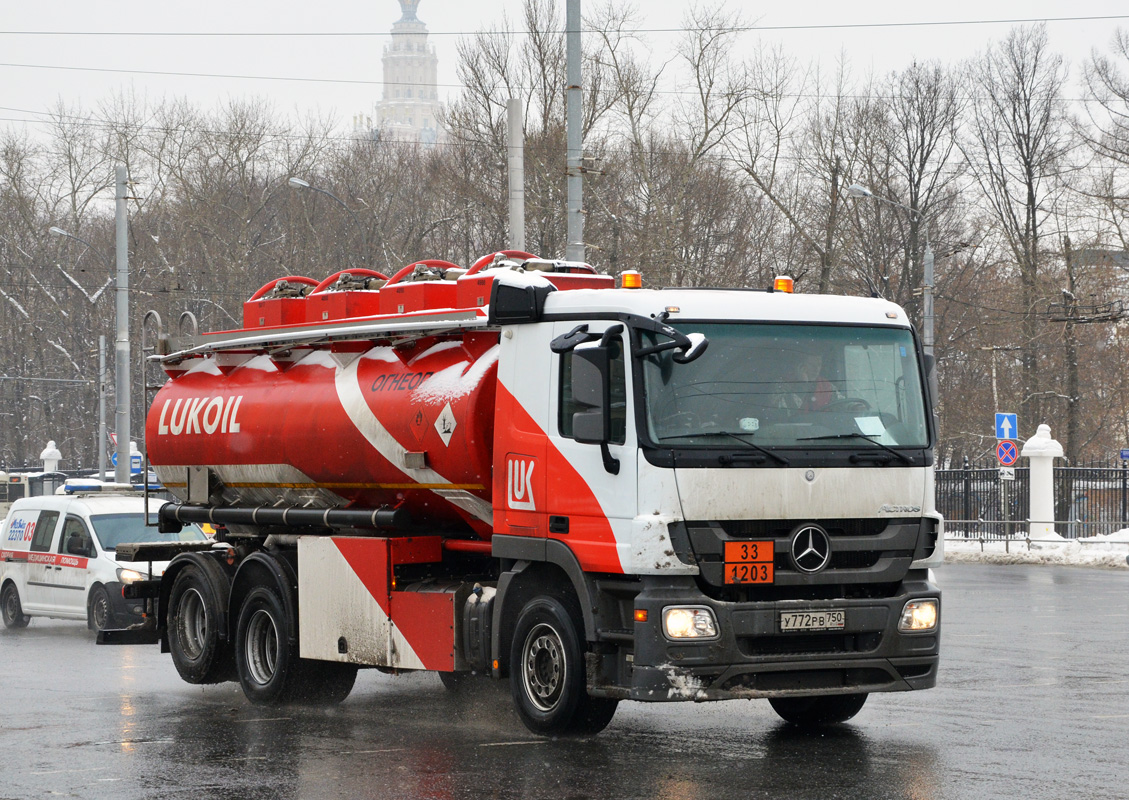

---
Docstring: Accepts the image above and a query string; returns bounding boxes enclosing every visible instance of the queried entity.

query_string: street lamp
[846,184,935,365]
[288,176,368,267]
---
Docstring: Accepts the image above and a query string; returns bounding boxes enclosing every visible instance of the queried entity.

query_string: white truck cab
[0,491,206,630]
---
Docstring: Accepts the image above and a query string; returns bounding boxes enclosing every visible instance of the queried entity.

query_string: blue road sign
[996,440,1019,467]
[110,452,144,475]
[1120,449,1129,461]
[995,413,1018,440]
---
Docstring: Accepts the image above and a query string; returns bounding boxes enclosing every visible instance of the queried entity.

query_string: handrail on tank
[309,268,391,295]
[177,311,199,338]
[465,250,539,277]
[246,276,319,302]
[384,259,464,287]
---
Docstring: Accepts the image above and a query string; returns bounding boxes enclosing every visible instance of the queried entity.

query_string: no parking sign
[996,440,1019,467]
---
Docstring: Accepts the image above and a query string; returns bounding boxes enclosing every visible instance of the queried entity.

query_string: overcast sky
[1,0,1127,132]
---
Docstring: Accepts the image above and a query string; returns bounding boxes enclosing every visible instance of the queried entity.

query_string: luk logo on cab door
[507,455,537,511]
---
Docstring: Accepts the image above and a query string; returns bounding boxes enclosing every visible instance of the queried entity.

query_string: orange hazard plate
[725,561,774,584]
[723,540,775,585]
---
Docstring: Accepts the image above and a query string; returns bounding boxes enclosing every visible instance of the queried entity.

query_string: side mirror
[571,345,610,445]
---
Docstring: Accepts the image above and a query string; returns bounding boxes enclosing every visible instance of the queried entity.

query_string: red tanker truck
[106,253,942,735]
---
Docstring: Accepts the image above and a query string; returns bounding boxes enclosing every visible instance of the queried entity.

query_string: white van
[0,491,206,631]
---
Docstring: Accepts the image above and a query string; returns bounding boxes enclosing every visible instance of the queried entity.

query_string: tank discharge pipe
[159,503,410,533]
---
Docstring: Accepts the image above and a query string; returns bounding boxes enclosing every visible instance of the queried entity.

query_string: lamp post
[49,211,130,484]
[846,184,934,363]
[287,177,368,267]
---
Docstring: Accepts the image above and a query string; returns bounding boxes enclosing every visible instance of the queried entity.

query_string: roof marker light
[621,270,643,289]
[773,275,794,293]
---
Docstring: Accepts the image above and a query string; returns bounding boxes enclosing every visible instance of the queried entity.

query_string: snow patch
[185,358,222,376]
[944,535,1129,570]
[362,346,400,364]
[239,354,280,372]
[660,665,708,701]
[412,345,499,404]
[297,349,337,369]
[411,340,464,363]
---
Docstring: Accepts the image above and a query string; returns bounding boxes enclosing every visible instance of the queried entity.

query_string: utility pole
[565,0,583,262]
[114,166,131,484]
[98,335,107,479]
[507,98,526,252]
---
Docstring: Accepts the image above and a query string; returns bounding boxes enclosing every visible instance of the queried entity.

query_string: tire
[168,565,234,684]
[87,585,113,632]
[1,583,30,629]
[769,693,868,726]
[235,584,300,705]
[234,583,357,706]
[509,595,618,736]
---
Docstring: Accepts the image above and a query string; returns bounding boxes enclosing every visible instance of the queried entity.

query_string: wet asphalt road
[1,562,1126,800]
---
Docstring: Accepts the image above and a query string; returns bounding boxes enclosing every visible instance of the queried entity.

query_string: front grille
[681,518,922,588]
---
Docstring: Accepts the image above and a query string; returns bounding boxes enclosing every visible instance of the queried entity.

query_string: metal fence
[936,458,1129,539]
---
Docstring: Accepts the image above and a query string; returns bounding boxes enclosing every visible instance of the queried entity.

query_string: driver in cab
[779,352,837,412]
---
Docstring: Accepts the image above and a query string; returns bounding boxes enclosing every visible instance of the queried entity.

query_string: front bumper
[622,571,939,702]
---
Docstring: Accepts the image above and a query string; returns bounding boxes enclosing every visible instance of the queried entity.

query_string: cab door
[24,511,61,612]
[55,516,96,615]
[545,322,638,574]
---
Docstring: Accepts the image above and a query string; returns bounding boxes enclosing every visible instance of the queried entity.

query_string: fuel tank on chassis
[146,332,499,538]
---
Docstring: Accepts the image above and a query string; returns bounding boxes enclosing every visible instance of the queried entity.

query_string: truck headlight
[662,606,719,640]
[117,568,144,585]
[898,599,938,632]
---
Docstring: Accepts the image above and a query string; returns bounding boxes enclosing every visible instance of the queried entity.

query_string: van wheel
[509,595,618,736]
[2,583,30,629]
[168,565,233,684]
[87,585,113,632]
[769,693,868,726]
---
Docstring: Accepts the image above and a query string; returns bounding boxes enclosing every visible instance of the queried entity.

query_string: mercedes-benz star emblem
[790,525,832,573]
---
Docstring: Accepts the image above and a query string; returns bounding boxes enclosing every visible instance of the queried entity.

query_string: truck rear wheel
[168,565,233,684]
[234,582,358,705]
[769,693,868,726]
[235,584,299,704]
[2,583,30,629]
[509,595,618,736]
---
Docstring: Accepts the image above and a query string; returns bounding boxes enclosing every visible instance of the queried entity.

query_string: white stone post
[1020,424,1064,540]
[40,441,62,473]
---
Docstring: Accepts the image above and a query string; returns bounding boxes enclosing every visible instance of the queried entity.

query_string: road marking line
[31,767,112,776]
[478,741,547,748]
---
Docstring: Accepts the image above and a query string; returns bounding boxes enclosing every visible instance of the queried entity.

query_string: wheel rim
[245,608,279,686]
[3,590,16,622]
[177,588,207,660]
[521,623,566,712]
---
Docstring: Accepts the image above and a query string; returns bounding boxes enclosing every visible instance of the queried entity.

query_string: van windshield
[90,513,206,551]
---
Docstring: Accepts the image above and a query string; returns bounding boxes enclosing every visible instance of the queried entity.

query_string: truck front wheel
[509,595,618,736]
[168,565,233,684]
[2,583,30,629]
[769,693,868,726]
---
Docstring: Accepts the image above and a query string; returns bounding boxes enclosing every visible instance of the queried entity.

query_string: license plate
[779,610,845,632]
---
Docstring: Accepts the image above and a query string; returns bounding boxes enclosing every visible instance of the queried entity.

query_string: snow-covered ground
[943,529,1129,569]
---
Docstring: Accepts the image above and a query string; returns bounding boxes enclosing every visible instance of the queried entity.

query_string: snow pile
[411,345,499,404]
[944,529,1129,570]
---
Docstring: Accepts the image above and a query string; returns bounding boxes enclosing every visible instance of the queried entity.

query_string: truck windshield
[90,513,207,551]
[640,323,929,449]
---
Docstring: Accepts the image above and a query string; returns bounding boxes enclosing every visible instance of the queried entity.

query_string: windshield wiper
[797,432,913,464]
[656,430,789,465]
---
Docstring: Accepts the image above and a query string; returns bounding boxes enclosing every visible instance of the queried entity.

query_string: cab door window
[61,517,95,558]
[558,335,627,444]
[29,511,60,553]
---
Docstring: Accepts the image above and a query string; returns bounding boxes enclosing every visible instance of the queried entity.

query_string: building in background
[354,0,444,145]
